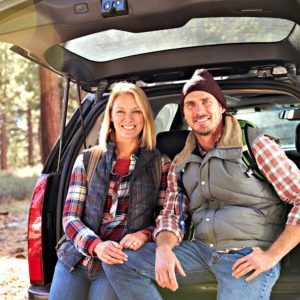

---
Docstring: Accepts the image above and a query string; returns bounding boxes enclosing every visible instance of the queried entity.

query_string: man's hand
[155,245,186,291]
[232,247,278,282]
[94,241,128,265]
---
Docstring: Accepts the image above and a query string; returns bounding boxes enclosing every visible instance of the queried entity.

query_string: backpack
[238,119,266,181]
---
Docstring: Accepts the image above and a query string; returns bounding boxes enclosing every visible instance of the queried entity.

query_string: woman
[49,82,170,300]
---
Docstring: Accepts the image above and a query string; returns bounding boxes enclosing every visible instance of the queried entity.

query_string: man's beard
[194,128,213,136]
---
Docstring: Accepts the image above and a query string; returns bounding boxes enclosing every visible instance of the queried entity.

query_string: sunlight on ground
[0,199,30,300]
[13,164,43,178]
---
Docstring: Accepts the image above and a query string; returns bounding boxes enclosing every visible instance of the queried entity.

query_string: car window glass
[63,17,294,62]
[154,103,178,134]
[236,111,299,149]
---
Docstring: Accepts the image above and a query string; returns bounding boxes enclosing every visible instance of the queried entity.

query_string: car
[1,0,300,299]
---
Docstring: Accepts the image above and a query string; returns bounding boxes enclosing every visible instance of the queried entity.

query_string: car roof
[1,0,300,88]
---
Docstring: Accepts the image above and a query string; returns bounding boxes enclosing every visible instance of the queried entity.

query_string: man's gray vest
[175,114,286,251]
[57,142,161,270]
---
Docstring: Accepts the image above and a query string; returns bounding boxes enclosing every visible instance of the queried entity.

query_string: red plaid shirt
[154,135,300,242]
[63,151,170,270]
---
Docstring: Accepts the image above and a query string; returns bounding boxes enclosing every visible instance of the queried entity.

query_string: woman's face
[111,93,144,144]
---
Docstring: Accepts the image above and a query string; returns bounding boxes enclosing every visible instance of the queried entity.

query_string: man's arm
[153,157,189,291]
[233,135,300,282]
[155,231,186,291]
[232,224,300,281]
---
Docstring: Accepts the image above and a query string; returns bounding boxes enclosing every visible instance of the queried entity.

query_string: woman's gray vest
[175,114,286,251]
[57,142,161,270]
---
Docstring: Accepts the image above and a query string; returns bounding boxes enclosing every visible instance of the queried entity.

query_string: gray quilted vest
[175,114,286,251]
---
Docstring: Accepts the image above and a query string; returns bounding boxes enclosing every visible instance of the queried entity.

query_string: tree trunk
[39,66,61,164]
[0,111,8,170]
[27,108,34,166]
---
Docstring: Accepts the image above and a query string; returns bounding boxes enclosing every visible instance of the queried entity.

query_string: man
[103,69,300,300]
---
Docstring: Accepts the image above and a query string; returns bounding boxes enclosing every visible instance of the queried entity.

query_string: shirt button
[209,244,214,247]
[201,181,205,186]
[206,218,210,222]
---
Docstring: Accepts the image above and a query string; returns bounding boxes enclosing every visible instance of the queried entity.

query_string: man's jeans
[103,241,280,300]
[49,261,117,300]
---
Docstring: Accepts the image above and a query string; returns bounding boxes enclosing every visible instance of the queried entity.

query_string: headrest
[156,130,190,160]
[296,123,300,153]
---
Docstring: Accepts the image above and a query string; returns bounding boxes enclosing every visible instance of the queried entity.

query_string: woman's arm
[63,153,102,256]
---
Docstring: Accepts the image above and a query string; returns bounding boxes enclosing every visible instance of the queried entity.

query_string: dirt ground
[0,200,30,300]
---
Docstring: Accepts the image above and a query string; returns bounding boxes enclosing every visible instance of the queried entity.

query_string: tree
[1,42,42,168]
[0,111,7,169]
[0,43,12,170]
[39,66,61,163]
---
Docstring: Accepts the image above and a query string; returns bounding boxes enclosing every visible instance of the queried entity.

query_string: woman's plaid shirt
[63,152,171,270]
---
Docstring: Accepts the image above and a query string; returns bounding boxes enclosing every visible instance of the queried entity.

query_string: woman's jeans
[103,241,280,300]
[49,261,117,300]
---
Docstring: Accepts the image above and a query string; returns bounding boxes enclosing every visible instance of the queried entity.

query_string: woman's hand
[94,241,128,265]
[120,231,149,251]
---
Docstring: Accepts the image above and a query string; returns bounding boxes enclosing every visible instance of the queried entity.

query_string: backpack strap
[177,169,194,239]
[178,170,186,234]
[83,146,102,187]
[57,146,102,249]
[238,119,266,181]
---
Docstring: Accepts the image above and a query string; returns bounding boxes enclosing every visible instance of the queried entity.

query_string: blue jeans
[49,261,117,300]
[103,241,280,300]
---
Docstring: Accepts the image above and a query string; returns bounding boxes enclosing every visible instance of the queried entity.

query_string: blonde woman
[50,82,170,300]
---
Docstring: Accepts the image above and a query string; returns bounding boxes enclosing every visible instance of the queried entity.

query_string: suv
[0,1,299,299]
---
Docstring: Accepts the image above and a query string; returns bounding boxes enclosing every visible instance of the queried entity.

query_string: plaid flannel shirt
[154,135,300,242]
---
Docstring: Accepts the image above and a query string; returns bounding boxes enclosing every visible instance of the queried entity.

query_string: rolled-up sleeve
[63,153,102,256]
[253,135,300,226]
[153,156,189,242]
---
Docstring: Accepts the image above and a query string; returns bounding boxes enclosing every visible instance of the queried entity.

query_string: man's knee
[103,243,157,277]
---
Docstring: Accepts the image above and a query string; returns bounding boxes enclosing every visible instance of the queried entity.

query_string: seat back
[156,130,190,160]
[296,123,300,153]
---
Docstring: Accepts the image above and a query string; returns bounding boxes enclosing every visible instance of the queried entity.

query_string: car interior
[1,1,300,299]
[54,86,300,300]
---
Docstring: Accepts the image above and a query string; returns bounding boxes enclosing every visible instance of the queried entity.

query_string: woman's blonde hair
[99,82,156,152]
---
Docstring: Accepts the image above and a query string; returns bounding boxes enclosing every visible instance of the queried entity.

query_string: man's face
[183,91,225,136]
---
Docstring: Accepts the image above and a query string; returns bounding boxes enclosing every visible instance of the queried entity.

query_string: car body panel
[0,1,299,299]
[1,0,300,85]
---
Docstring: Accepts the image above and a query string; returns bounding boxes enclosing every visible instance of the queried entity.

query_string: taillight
[28,174,49,284]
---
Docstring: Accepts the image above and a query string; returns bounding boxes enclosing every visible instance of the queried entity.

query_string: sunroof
[64,17,294,62]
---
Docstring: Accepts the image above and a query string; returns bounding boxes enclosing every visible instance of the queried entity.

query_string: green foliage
[0,42,40,168]
[0,166,41,201]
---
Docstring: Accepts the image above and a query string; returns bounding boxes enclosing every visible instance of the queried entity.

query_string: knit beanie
[181,69,227,113]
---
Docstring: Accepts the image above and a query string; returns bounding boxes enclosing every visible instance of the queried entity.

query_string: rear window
[154,104,298,150]
[64,17,294,62]
[235,110,298,149]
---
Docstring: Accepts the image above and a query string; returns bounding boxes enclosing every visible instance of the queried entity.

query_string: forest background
[0,42,79,299]
[0,42,79,172]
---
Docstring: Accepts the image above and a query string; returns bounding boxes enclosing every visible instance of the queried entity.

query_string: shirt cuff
[88,238,102,256]
[138,229,153,242]
[286,206,300,226]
